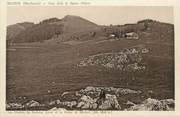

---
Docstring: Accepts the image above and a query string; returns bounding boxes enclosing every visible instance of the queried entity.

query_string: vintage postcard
[0,0,180,117]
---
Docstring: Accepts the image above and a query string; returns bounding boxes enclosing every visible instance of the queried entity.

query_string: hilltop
[7,15,100,43]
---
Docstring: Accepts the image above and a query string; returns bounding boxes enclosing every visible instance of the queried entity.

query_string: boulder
[77,95,97,109]
[25,100,40,107]
[161,99,175,110]
[82,86,97,92]
[49,99,61,105]
[98,94,121,110]
[61,91,80,101]
[79,87,100,98]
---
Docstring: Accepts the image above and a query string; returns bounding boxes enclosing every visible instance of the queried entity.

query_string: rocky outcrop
[6,100,42,110]
[61,101,77,108]
[6,103,24,109]
[76,94,121,110]
[78,86,142,97]
[77,95,97,109]
[126,98,174,111]
[49,86,141,110]
[98,94,121,110]
[6,86,174,111]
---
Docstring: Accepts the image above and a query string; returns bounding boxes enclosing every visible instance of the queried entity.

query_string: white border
[1,0,180,117]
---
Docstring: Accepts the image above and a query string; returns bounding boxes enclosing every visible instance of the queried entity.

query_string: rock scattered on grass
[126,98,174,111]
[6,103,24,109]
[6,86,174,111]
[78,47,149,72]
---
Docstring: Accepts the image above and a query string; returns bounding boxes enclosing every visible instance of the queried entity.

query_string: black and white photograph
[5,6,175,111]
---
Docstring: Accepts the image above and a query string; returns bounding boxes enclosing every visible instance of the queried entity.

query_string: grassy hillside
[8,15,100,43]
[7,22,34,40]
[13,23,64,42]
[7,17,174,44]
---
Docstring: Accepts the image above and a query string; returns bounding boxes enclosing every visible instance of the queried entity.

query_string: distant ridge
[7,16,174,43]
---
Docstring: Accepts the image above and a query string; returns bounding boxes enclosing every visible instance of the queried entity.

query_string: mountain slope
[13,23,64,42]
[8,15,100,43]
[7,17,174,43]
[7,22,34,40]
[103,19,174,43]
[51,15,99,33]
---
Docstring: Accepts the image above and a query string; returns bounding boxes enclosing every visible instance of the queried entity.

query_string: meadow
[6,38,174,105]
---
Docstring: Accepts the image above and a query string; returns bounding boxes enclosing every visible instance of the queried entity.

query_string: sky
[7,6,174,26]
